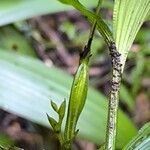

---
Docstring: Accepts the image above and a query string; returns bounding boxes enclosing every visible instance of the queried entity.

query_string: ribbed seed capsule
[64,56,89,143]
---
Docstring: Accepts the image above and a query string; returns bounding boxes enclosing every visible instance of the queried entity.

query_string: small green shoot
[47,100,66,148]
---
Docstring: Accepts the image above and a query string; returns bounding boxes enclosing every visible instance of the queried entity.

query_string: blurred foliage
[0,134,14,148]
[0,25,36,57]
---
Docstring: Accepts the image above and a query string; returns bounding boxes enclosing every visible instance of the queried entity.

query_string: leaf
[47,115,59,131]
[123,122,150,150]
[0,50,137,149]
[131,53,145,97]
[0,0,98,26]
[146,14,150,20]
[113,0,150,69]
[0,25,36,57]
[58,100,66,119]
[51,101,59,113]
[120,84,134,112]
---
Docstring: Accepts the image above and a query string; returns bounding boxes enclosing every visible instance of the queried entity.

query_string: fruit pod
[64,56,90,142]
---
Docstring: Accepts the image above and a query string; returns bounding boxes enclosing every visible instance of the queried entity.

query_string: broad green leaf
[120,84,134,112]
[0,0,113,26]
[146,14,150,20]
[123,122,150,150]
[0,25,36,57]
[0,0,98,26]
[0,50,137,148]
[113,0,150,69]
[131,53,145,97]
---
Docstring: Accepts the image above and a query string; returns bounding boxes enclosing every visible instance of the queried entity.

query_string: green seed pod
[64,55,90,143]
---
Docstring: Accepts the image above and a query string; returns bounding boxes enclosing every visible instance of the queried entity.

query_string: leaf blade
[113,0,150,68]
[0,0,98,26]
[123,122,150,150]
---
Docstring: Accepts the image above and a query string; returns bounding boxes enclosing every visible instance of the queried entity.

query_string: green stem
[63,1,102,149]
[58,118,64,149]
[88,0,102,48]
[105,42,122,150]
[57,132,64,149]
[80,0,102,59]
[71,0,114,45]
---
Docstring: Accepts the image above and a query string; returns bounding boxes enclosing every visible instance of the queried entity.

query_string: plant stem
[72,0,113,45]
[80,0,102,59]
[88,0,102,48]
[63,1,102,150]
[105,42,122,150]
[57,132,64,149]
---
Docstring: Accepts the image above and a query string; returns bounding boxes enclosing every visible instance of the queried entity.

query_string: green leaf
[0,25,36,57]
[58,100,66,119]
[146,14,150,20]
[113,0,150,69]
[123,122,150,150]
[0,0,98,26]
[51,101,59,113]
[0,50,137,149]
[131,53,145,97]
[47,115,59,131]
[120,84,134,112]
